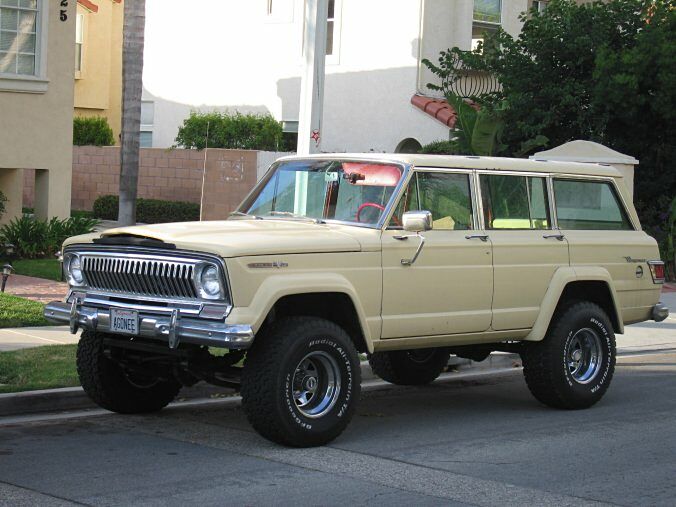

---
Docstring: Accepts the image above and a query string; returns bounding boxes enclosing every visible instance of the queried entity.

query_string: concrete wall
[23,147,263,220]
[0,0,76,223]
[74,0,123,142]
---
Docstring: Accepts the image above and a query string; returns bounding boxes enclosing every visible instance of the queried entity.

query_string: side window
[480,174,550,229]
[390,172,473,230]
[553,179,633,230]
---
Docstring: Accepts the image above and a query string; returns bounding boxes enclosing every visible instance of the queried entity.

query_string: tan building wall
[24,147,259,221]
[73,0,123,143]
[0,0,76,224]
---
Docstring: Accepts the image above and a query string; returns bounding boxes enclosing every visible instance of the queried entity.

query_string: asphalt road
[1,350,675,507]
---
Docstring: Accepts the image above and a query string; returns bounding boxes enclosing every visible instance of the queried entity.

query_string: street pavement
[1,350,675,506]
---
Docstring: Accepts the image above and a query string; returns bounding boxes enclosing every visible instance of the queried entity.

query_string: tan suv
[45,154,669,447]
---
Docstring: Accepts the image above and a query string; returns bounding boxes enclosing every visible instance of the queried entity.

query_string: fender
[224,272,378,352]
[524,266,624,342]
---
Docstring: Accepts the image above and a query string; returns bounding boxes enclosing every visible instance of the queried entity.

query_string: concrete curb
[0,353,522,418]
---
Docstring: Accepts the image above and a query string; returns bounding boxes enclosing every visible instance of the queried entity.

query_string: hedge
[93,195,200,224]
[73,116,115,146]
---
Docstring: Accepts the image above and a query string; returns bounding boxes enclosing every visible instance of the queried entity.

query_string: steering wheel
[356,202,385,223]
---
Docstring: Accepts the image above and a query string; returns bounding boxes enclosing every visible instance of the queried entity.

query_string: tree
[118,0,146,226]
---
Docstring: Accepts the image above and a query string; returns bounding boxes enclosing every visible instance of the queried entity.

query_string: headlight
[196,263,224,300]
[65,254,85,286]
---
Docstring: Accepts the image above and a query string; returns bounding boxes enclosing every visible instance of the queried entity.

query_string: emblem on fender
[247,262,289,269]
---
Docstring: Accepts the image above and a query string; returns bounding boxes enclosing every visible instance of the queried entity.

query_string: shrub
[419,140,462,155]
[92,195,200,224]
[0,190,6,220]
[0,215,98,259]
[175,111,284,151]
[73,116,115,146]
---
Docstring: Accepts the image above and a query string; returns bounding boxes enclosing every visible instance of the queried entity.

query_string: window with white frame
[531,0,548,14]
[140,100,154,148]
[472,0,501,51]
[302,0,341,62]
[0,0,39,76]
[265,0,293,23]
[75,13,84,73]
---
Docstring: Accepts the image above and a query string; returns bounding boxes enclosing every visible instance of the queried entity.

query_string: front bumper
[44,298,254,350]
[652,303,670,323]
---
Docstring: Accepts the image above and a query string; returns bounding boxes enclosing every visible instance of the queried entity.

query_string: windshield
[238,160,405,225]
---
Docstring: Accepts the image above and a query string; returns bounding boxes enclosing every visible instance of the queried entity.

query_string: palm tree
[118,0,146,226]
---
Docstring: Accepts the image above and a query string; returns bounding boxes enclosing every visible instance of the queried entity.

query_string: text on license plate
[110,309,139,335]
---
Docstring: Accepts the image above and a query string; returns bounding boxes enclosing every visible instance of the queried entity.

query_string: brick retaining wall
[23,146,260,220]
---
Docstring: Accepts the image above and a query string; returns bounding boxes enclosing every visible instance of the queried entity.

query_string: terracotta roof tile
[78,0,99,12]
[410,94,457,129]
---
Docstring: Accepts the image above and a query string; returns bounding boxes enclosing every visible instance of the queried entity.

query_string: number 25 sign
[60,0,68,21]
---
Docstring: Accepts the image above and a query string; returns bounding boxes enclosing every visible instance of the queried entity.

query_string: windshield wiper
[268,211,325,224]
[229,211,262,220]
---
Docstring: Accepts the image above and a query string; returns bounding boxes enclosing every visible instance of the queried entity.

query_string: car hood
[64,219,371,257]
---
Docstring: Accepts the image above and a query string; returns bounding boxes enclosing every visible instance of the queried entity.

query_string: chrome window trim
[63,245,232,305]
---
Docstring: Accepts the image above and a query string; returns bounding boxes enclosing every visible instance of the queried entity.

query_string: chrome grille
[81,255,198,299]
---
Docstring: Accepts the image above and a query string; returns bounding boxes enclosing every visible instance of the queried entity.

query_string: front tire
[521,301,616,409]
[76,330,181,414]
[241,317,361,447]
[368,348,450,385]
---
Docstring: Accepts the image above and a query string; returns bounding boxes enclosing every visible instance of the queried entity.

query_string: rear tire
[368,348,450,385]
[241,317,361,447]
[521,301,616,409]
[76,330,181,414]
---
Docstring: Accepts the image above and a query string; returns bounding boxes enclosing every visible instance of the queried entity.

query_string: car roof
[277,153,624,179]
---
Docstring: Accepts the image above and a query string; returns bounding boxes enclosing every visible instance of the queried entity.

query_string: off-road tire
[241,317,361,447]
[521,301,616,410]
[368,348,450,385]
[76,330,181,414]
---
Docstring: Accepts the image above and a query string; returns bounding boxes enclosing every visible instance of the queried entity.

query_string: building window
[531,0,548,13]
[75,13,84,73]
[0,0,39,76]
[302,0,341,61]
[472,0,501,51]
[140,100,154,148]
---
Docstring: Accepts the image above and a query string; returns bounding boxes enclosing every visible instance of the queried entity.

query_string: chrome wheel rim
[566,328,603,384]
[292,351,341,418]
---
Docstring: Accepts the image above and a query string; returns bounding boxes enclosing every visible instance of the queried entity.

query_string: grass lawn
[7,258,63,282]
[0,293,49,328]
[0,344,78,393]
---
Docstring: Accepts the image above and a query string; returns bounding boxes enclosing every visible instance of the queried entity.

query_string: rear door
[478,172,570,330]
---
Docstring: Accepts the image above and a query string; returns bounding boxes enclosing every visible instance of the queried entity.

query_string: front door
[381,170,493,339]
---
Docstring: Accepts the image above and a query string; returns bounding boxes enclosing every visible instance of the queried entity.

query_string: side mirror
[402,211,433,233]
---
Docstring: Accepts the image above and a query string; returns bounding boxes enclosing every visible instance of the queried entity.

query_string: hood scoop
[93,233,177,250]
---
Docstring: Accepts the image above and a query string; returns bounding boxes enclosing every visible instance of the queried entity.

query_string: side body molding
[524,266,624,342]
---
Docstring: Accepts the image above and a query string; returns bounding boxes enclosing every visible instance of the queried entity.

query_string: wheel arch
[525,267,624,342]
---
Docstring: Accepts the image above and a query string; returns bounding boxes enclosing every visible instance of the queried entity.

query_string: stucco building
[0,0,76,223]
[142,0,544,152]
[74,0,123,142]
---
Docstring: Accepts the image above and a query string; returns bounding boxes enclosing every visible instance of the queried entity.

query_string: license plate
[110,309,139,335]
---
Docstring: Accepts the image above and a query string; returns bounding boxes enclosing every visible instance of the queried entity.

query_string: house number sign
[60,0,68,21]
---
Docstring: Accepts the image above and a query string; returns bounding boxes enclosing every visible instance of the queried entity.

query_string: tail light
[647,260,665,284]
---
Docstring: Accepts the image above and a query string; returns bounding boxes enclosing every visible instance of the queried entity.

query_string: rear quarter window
[553,179,633,230]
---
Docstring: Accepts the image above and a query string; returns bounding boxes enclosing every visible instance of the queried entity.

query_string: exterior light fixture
[1,263,14,292]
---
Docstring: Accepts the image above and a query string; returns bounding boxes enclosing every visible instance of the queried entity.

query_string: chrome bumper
[44,300,254,349]
[652,303,670,323]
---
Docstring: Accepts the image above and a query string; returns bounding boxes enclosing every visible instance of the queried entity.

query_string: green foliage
[73,116,115,146]
[424,0,675,247]
[175,111,285,151]
[92,195,200,224]
[0,342,79,393]
[419,140,462,155]
[0,215,98,259]
[0,190,6,220]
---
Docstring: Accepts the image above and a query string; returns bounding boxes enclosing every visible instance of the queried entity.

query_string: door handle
[543,233,565,241]
[465,234,489,242]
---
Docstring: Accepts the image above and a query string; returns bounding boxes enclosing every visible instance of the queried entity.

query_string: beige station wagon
[45,154,669,446]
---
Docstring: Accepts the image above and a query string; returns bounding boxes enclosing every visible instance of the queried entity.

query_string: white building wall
[143,0,528,152]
